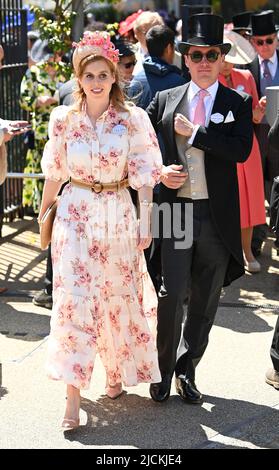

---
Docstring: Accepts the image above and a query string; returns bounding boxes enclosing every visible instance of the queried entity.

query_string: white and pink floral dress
[41,104,162,390]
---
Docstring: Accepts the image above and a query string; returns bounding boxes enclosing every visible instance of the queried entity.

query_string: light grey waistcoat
[175,92,209,199]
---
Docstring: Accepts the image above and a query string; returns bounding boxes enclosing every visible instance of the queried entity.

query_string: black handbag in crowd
[23,129,35,150]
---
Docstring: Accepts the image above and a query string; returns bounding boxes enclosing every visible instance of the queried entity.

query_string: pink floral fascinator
[72,31,120,72]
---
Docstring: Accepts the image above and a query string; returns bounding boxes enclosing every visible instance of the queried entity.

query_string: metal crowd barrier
[7,173,44,179]
[0,173,45,236]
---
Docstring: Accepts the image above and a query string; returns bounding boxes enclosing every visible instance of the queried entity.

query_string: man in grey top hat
[147,13,253,404]
[246,10,279,256]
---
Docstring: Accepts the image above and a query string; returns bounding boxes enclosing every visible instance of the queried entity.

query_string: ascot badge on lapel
[112,124,127,135]
[224,110,235,123]
[236,84,245,92]
[210,112,224,124]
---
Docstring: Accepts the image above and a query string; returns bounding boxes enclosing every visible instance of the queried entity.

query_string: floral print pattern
[42,104,162,390]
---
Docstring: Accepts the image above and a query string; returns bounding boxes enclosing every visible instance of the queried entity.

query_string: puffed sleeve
[41,105,69,182]
[128,106,162,189]
[0,127,4,146]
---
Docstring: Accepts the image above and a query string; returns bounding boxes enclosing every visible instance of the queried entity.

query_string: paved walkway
[0,218,279,449]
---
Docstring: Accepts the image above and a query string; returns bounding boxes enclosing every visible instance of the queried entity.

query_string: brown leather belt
[70,177,129,193]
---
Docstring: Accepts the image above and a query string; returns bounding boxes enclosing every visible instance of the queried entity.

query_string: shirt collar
[259,51,277,65]
[188,80,219,101]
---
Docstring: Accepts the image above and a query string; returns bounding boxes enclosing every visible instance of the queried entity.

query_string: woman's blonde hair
[72,54,130,112]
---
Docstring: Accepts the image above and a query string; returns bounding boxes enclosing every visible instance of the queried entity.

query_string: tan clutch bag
[39,199,58,250]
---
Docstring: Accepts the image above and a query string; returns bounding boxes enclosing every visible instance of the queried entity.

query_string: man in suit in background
[246,10,279,257]
[147,13,253,404]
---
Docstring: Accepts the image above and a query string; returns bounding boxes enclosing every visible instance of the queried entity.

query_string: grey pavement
[0,217,279,449]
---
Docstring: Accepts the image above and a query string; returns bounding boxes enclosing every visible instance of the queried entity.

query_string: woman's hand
[137,186,153,250]
[253,97,266,124]
[36,95,57,108]
[137,220,152,250]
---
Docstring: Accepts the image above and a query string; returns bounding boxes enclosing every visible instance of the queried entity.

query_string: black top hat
[178,14,231,55]
[232,11,252,32]
[251,10,279,36]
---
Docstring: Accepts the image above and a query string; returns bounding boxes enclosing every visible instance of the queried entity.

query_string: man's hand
[3,120,30,142]
[161,164,188,189]
[174,113,195,137]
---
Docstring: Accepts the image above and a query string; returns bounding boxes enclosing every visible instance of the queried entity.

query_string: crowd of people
[1,7,279,430]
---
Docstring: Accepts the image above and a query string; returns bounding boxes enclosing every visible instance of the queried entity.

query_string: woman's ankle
[64,385,80,419]
[243,251,256,263]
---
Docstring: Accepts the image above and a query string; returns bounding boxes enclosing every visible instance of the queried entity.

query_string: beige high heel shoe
[105,382,123,399]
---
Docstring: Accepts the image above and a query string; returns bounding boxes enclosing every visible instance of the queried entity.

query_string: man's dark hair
[146,25,175,58]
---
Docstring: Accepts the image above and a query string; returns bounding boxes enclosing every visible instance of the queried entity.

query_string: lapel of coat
[161,83,190,161]
[250,57,260,97]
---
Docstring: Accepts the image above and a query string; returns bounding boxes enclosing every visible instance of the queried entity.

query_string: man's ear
[184,54,189,68]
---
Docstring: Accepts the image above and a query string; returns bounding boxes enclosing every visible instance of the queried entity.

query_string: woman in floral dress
[20,45,65,213]
[38,31,162,430]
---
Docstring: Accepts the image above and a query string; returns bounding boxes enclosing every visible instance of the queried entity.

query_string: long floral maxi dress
[41,104,163,389]
[20,63,65,213]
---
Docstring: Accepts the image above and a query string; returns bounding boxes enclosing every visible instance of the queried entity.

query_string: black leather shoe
[33,289,53,309]
[150,374,172,402]
[175,377,203,404]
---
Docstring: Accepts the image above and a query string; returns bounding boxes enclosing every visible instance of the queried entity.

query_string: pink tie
[193,89,208,126]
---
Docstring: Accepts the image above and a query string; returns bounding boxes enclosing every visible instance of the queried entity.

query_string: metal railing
[0,0,28,236]
[7,172,44,179]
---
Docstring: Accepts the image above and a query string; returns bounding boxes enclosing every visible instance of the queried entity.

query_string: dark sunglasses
[254,37,275,46]
[120,60,137,69]
[187,50,220,63]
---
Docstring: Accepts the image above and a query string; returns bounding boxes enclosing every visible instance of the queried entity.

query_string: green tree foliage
[31,1,74,56]
[30,1,120,80]
[30,0,75,80]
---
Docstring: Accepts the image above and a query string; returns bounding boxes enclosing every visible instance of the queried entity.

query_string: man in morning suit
[147,14,253,404]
